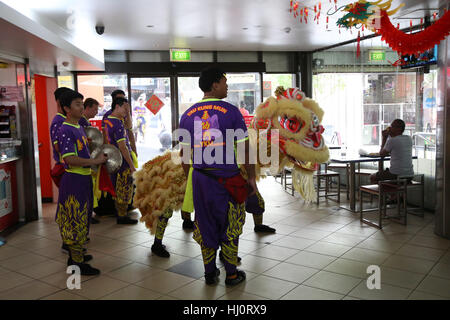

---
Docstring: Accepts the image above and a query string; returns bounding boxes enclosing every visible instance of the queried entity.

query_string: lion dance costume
[133,87,329,252]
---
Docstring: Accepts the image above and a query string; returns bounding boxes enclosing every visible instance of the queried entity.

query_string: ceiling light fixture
[146,25,154,28]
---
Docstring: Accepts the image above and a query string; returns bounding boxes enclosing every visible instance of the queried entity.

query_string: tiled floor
[1,178,450,300]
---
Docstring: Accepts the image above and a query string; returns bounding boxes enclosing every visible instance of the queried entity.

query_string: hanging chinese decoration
[336,0,450,56]
[290,0,332,24]
[289,0,450,59]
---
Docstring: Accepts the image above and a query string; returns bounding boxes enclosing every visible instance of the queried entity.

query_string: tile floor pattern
[1,178,450,300]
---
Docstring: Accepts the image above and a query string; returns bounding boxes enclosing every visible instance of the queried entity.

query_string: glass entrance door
[130,77,172,168]
[177,76,202,121]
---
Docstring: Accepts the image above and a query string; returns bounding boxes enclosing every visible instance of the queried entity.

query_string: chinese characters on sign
[145,95,165,115]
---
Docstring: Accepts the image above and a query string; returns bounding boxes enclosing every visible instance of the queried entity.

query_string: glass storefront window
[416,68,438,158]
[262,74,295,100]
[363,104,380,125]
[224,73,261,115]
[362,125,380,146]
[361,72,417,147]
[76,74,128,120]
[130,77,172,168]
[177,77,202,120]
[57,75,74,90]
[422,69,437,133]
[314,69,435,160]
[313,73,364,148]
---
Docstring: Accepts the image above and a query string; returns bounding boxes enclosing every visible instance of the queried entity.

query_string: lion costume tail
[133,151,186,234]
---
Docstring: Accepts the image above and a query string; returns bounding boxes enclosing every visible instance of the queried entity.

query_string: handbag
[196,169,249,204]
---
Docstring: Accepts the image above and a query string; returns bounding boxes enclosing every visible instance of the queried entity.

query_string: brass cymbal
[84,126,103,152]
[91,144,123,174]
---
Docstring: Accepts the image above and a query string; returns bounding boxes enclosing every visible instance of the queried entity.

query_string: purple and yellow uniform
[55,122,93,263]
[78,115,91,128]
[101,109,113,131]
[134,105,147,118]
[104,116,133,217]
[50,113,67,164]
[179,98,248,276]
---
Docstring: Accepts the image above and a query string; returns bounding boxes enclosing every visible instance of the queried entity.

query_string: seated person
[370,119,414,184]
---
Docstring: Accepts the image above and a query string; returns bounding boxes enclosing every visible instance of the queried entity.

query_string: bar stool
[398,174,425,217]
[355,166,377,201]
[326,162,350,200]
[274,171,283,184]
[283,168,295,196]
[314,165,341,205]
[359,179,408,229]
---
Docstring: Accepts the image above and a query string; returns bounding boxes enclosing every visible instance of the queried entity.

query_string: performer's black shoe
[117,216,138,224]
[182,219,194,230]
[151,243,170,258]
[67,255,93,264]
[205,268,220,285]
[91,217,100,224]
[62,243,87,254]
[225,270,246,286]
[67,259,100,276]
[254,224,276,233]
[219,250,242,263]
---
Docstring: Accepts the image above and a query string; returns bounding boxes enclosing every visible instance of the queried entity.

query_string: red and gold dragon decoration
[290,0,450,56]
[337,0,450,55]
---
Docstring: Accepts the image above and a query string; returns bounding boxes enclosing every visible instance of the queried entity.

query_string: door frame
[128,74,178,143]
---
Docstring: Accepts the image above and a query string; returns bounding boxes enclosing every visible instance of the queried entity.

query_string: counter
[0,140,21,231]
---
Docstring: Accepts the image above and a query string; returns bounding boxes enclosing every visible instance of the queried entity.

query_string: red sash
[50,164,65,188]
[196,169,249,204]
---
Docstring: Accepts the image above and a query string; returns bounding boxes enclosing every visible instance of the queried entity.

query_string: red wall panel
[34,75,53,200]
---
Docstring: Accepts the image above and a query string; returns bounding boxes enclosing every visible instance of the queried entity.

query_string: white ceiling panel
[1,0,442,52]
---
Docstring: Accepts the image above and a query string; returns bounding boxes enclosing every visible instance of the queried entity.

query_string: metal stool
[283,168,295,196]
[314,166,341,205]
[359,179,408,229]
[398,174,425,217]
[326,162,350,200]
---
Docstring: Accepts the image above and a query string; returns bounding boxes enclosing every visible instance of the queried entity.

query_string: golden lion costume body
[133,87,329,233]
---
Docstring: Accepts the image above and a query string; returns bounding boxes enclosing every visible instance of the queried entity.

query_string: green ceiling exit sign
[369,50,386,62]
[170,49,191,62]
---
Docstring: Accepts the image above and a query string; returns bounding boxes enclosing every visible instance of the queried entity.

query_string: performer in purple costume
[56,90,107,275]
[50,87,80,255]
[50,87,73,164]
[78,98,99,128]
[104,97,138,224]
[179,67,257,286]
[79,98,101,224]
[97,90,137,217]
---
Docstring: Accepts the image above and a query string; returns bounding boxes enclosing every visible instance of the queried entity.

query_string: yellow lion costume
[133,87,329,233]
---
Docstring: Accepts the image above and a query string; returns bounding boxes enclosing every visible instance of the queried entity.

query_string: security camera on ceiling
[95,25,105,35]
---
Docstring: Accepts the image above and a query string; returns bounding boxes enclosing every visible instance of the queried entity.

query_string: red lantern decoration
[357,31,361,58]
